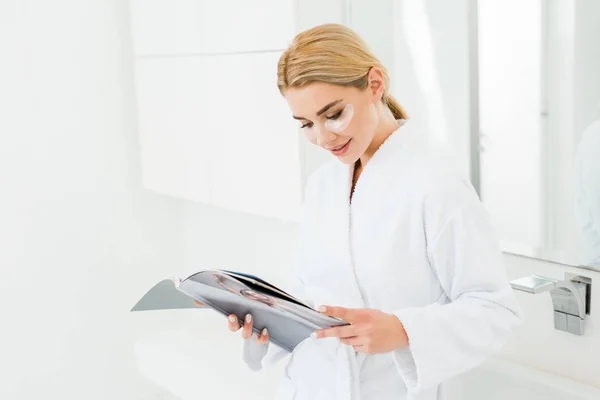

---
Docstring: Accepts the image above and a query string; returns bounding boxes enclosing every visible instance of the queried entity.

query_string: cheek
[347,106,376,142]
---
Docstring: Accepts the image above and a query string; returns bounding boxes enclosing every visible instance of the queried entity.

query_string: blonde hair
[277,23,408,120]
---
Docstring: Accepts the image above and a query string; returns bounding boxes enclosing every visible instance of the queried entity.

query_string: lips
[329,141,350,151]
[330,139,351,156]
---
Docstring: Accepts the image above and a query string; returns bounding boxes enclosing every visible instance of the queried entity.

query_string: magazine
[131,269,348,352]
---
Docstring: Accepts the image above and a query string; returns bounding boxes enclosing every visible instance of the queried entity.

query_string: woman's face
[284,75,382,165]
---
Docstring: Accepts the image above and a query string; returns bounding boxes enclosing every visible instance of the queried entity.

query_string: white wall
[182,204,299,284]
[392,0,472,179]
[478,0,544,248]
[0,1,186,399]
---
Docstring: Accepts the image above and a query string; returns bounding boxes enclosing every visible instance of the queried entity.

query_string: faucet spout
[510,273,592,335]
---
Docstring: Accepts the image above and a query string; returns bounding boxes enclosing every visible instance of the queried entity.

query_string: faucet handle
[510,273,592,336]
[510,275,559,294]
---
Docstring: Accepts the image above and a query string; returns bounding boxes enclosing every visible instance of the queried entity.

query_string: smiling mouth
[331,141,350,151]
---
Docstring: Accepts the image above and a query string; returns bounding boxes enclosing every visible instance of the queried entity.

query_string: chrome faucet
[510,273,592,335]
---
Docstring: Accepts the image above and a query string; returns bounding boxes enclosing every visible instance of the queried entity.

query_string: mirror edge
[501,240,600,273]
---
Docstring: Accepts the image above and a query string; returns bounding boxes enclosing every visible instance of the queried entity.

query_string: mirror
[474,0,600,269]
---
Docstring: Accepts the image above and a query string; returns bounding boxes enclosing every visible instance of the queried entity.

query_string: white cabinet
[206,52,302,221]
[130,0,302,221]
[129,0,294,55]
[134,57,214,204]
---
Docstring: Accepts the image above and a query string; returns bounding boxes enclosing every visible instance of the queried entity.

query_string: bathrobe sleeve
[391,177,524,393]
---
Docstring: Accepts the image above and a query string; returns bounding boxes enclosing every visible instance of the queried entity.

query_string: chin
[336,152,360,165]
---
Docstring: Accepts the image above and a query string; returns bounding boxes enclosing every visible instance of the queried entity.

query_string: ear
[367,67,385,103]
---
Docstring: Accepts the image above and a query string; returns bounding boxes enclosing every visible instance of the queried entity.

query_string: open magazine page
[131,270,348,352]
[178,271,347,352]
[130,279,201,311]
[217,270,314,309]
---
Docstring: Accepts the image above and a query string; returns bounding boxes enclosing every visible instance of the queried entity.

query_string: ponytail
[382,91,409,120]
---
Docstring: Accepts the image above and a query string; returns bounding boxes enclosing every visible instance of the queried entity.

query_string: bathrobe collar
[324,119,414,400]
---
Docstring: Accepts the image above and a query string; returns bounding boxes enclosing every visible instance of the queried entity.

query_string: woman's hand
[312,305,408,354]
[194,301,269,344]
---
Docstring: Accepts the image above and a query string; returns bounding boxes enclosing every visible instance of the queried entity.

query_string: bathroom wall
[0,1,186,399]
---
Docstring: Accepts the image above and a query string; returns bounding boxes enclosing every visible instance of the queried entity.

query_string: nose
[310,123,337,146]
[316,131,336,146]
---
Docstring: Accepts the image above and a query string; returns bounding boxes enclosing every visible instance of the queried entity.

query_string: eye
[326,110,343,120]
[300,122,313,129]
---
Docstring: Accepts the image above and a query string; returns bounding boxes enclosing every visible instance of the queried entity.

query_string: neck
[358,104,401,168]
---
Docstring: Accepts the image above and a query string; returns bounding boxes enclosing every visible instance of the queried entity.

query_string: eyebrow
[292,99,343,120]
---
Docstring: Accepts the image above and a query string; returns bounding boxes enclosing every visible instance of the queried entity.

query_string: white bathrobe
[243,119,523,400]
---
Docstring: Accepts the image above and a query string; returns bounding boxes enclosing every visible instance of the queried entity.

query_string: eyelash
[300,110,343,129]
[328,110,343,120]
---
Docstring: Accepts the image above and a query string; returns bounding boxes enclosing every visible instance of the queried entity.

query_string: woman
[202,23,523,400]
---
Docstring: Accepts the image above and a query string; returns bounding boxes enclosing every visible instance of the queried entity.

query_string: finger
[256,328,269,345]
[318,305,356,323]
[352,344,367,353]
[194,300,205,307]
[241,314,253,339]
[314,324,357,339]
[227,314,241,332]
[340,336,362,346]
